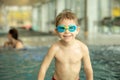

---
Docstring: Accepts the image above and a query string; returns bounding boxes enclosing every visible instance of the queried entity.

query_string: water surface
[0,45,120,80]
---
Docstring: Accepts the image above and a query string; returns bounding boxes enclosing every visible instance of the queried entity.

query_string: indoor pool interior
[0,45,120,80]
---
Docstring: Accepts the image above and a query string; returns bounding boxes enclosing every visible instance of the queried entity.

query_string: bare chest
[55,48,83,64]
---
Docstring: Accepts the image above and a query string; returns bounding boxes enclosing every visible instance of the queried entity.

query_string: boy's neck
[60,39,76,47]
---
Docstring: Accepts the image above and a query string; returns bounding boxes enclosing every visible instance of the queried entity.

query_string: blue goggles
[56,24,77,33]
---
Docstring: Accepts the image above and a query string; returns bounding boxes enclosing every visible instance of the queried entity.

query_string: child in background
[3,28,24,49]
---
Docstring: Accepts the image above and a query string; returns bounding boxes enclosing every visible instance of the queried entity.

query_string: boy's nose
[65,29,69,33]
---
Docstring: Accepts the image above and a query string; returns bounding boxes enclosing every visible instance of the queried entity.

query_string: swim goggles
[56,24,77,33]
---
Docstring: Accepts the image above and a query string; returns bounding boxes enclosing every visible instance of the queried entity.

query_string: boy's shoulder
[77,40,88,51]
[77,39,87,46]
[49,41,60,50]
[47,41,61,55]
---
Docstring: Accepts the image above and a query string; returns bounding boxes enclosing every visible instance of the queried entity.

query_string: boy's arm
[38,45,57,80]
[83,45,93,80]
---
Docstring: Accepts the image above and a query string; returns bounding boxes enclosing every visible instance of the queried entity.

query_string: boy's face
[55,19,80,43]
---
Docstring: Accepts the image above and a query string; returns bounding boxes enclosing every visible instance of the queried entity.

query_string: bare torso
[53,40,83,80]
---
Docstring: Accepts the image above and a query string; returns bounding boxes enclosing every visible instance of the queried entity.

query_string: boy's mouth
[63,35,72,38]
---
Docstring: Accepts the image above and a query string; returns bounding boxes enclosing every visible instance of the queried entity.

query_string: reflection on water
[89,45,120,80]
[0,45,120,80]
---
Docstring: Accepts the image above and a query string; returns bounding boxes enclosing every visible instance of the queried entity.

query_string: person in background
[3,28,24,49]
[38,11,93,80]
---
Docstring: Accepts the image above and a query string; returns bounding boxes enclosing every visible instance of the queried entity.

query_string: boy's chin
[62,38,74,43]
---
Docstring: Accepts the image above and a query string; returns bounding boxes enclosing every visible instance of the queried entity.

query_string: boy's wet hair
[9,28,18,40]
[55,11,79,27]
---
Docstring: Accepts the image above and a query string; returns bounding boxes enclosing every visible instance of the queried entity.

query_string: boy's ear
[53,29,58,35]
[77,27,80,32]
[76,27,80,34]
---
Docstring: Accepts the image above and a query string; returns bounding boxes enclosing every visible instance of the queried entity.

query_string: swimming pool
[0,45,120,80]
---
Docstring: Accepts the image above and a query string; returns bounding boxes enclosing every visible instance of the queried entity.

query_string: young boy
[38,11,93,80]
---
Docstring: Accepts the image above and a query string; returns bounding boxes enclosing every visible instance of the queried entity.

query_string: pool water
[0,45,120,80]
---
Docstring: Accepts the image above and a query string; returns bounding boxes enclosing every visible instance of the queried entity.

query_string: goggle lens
[56,25,77,33]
